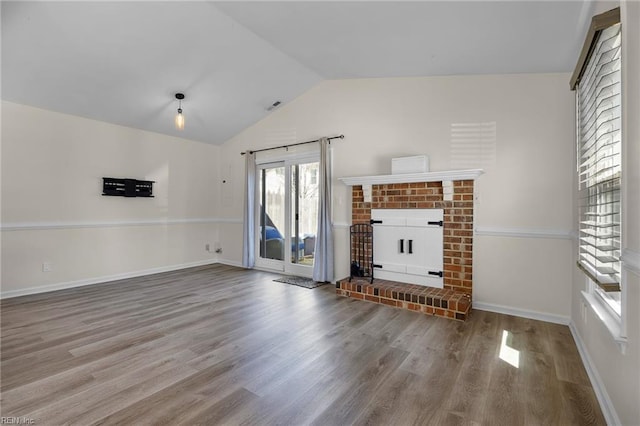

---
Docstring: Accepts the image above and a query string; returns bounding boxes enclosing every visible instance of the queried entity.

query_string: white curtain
[313,138,334,282]
[242,151,256,268]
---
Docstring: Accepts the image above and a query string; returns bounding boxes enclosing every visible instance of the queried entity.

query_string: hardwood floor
[1,264,605,425]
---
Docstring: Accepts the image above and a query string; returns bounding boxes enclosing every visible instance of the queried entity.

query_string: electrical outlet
[42,262,53,272]
[205,244,210,252]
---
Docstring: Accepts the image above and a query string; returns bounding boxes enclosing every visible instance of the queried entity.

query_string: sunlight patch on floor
[499,330,520,368]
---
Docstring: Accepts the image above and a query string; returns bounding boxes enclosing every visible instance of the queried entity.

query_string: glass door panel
[290,162,319,267]
[258,165,285,265]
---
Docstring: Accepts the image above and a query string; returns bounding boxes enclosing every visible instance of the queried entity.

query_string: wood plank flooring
[1,264,605,425]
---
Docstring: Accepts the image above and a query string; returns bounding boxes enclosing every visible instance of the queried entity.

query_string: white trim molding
[581,291,628,353]
[474,226,573,240]
[472,301,570,325]
[569,321,622,426]
[216,259,244,268]
[338,169,484,186]
[0,259,219,299]
[332,222,350,229]
[214,218,244,225]
[621,248,640,275]
[0,217,242,232]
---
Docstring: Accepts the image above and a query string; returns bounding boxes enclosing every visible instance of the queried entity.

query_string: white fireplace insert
[371,209,444,288]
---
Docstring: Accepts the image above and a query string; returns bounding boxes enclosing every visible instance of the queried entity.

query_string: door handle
[399,239,404,253]
[408,240,413,254]
[428,271,443,277]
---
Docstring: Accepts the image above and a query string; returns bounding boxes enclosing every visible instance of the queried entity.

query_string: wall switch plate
[205,244,210,252]
[42,262,53,272]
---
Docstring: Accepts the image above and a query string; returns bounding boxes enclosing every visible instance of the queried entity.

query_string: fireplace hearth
[336,277,471,321]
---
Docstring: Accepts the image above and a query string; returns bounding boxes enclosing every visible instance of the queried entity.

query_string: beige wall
[570,2,640,425]
[1,102,221,296]
[219,73,576,319]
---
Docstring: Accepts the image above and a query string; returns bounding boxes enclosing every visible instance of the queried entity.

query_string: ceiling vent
[266,101,281,111]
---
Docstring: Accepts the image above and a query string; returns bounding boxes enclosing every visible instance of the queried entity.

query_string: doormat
[273,276,328,289]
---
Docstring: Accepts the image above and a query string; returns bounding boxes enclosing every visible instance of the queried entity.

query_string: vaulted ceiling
[1,1,594,145]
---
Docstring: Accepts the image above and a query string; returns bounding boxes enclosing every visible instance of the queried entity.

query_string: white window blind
[577,23,622,292]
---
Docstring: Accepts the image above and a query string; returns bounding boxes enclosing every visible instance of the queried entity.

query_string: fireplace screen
[349,223,373,283]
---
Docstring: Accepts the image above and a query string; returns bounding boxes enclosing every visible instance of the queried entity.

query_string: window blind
[577,23,622,292]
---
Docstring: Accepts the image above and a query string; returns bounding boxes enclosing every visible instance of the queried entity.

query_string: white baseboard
[216,259,244,268]
[569,321,621,426]
[472,301,570,325]
[0,259,219,299]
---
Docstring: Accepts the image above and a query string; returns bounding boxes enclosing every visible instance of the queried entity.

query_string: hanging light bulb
[175,93,185,130]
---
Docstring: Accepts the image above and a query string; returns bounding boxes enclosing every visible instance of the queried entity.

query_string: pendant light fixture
[174,93,185,130]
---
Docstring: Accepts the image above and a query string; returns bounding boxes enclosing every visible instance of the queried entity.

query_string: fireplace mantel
[338,169,483,186]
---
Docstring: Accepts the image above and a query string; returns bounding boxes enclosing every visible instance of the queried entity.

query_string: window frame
[572,7,627,352]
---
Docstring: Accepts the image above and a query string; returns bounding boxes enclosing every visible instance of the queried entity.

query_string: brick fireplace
[336,177,477,321]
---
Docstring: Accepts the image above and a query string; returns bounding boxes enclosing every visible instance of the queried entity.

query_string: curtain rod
[240,134,344,155]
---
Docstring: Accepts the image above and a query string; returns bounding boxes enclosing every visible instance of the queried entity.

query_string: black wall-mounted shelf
[102,177,154,198]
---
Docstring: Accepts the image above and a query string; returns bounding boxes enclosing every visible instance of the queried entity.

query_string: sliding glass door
[256,157,319,276]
